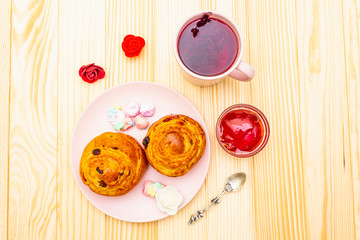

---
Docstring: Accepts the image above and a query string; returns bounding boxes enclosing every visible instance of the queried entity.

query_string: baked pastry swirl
[80,132,147,196]
[142,114,206,177]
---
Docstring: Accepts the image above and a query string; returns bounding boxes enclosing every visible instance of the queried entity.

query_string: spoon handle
[188,190,227,224]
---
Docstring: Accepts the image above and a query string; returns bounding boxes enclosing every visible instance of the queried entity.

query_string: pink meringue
[134,115,149,129]
[123,102,140,117]
[121,117,135,131]
[143,180,165,197]
[140,103,155,117]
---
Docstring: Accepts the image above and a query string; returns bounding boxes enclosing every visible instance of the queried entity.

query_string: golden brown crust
[143,114,206,177]
[79,132,147,196]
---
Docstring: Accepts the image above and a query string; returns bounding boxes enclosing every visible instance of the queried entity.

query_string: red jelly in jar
[216,104,269,158]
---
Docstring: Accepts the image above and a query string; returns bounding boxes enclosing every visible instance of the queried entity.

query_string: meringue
[113,121,125,131]
[143,180,165,197]
[112,104,122,110]
[108,107,119,118]
[108,102,155,132]
[121,117,135,131]
[134,115,149,129]
[140,103,155,117]
[108,110,125,126]
[155,186,183,215]
[123,102,140,117]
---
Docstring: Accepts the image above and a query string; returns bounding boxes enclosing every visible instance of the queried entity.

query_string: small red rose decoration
[79,63,105,83]
[122,35,145,57]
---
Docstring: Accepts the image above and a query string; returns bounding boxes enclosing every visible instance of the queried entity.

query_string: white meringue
[155,186,183,215]
[140,103,155,117]
[108,108,125,125]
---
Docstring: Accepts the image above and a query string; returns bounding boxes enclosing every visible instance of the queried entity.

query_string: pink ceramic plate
[70,82,210,222]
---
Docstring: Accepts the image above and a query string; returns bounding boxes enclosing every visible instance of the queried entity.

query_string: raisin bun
[80,132,147,196]
[142,114,206,177]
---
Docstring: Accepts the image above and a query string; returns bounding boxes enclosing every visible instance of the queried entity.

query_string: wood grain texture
[9,0,58,239]
[1,0,359,239]
[58,0,106,239]
[0,0,11,239]
[297,0,355,239]
[342,0,360,238]
[249,0,305,239]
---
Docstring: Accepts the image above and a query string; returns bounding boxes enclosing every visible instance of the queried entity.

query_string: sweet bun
[80,132,147,196]
[142,114,206,177]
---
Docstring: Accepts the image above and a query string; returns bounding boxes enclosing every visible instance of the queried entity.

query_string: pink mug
[174,11,255,86]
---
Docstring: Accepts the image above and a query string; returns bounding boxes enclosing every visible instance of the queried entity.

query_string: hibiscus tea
[177,14,239,76]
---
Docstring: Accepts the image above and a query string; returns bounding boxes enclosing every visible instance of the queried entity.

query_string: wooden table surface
[1,0,360,239]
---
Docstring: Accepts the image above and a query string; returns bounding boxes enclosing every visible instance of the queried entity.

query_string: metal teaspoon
[188,172,246,224]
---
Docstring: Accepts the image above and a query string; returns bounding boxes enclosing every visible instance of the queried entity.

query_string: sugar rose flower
[122,35,145,57]
[79,63,105,83]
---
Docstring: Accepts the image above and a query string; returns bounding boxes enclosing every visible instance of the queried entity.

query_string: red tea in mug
[177,14,239,76]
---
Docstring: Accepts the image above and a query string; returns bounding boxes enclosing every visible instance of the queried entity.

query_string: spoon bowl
[227,172,246,192]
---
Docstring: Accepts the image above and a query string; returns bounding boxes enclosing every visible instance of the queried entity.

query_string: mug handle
[229,61,255,82]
